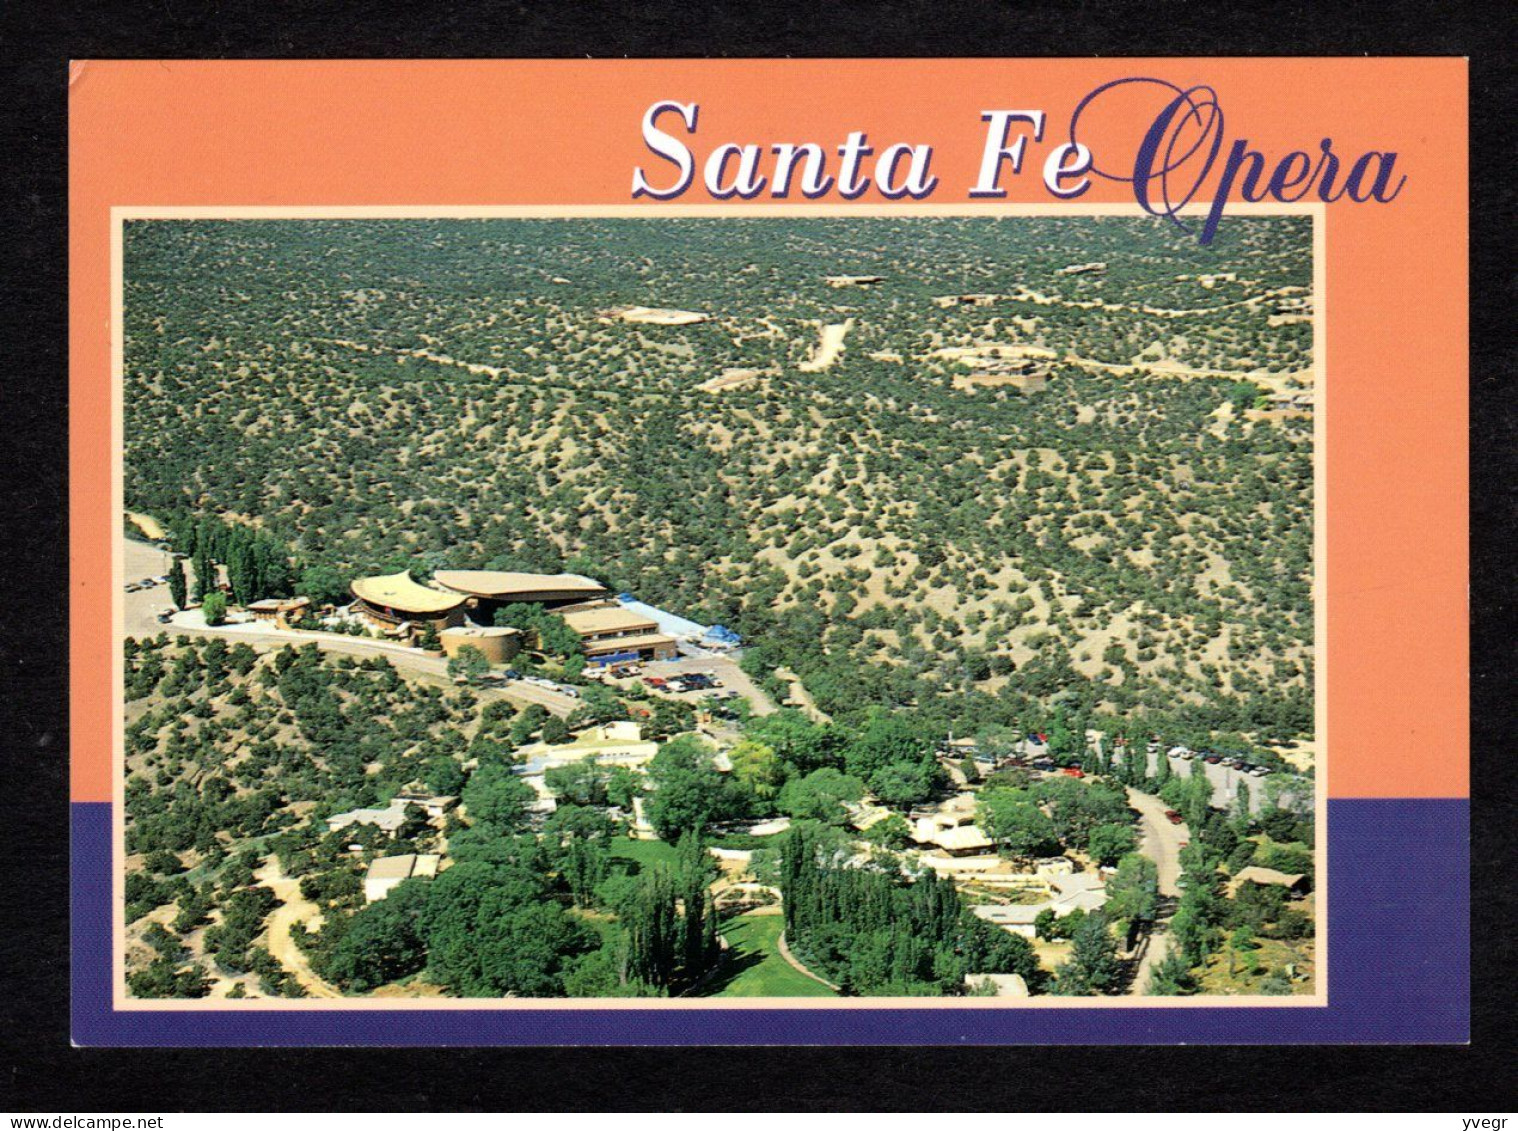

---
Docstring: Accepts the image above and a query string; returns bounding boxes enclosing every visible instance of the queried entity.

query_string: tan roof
[929,826,995,852]
[440,625,521,639]
[561,605,659,637]
[580,632,677,656]
[351,572,465,615]
[248,596,310,611]
[432,570,608,602]
[366,855,419,881]
[366,853,441,882]
[1232,866,1308,889]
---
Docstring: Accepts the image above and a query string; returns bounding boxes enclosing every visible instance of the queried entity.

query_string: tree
[420,861,593,996]
[644,735,742,841]
[192,541,215,602]
[168,559,188,609]
[868,758,937,809]
[200,591,227,626]
[977,789,1059,858]
[1146,949,1196,995]
[320,880,429,992]
[446,644,490,684]
[1054,911,1119,995]
[1184,759,1214,828]
[541,716,571,746]
[776,767,864,825]
[1105,852,1160,924]
[561,836,609,908]
[1232,780,1252,828]
[728,739,783,800]
[744,711,846,774]
[1228,924,1258,976]
[461,762,535,830]
[543,759,610,807]
[1086,822,1139,867]
[861,812,913,849]
[299,563,350,607]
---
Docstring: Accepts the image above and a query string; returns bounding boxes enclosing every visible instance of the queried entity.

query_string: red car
[1164,809,1184,825]
[1061,767,1085,778]
[642,676,667,688]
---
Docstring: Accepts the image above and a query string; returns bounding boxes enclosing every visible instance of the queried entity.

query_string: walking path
[255,857,340,999]
[775,929,842,992]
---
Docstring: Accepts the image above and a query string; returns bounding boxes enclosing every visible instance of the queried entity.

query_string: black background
[0,0,1511,1113]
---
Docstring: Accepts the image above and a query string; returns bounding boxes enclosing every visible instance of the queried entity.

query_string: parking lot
[593,652,777,715]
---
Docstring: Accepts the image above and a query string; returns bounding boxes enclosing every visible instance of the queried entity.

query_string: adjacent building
[246,595,311,628]
[439,624,522,665]
[556,599,679,663]
[363,853,441,903]
[350,571,466,637]
[432,569,610,621]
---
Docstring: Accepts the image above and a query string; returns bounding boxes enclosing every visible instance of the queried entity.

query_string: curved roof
[350,572,466,615]
[432,569,608,602]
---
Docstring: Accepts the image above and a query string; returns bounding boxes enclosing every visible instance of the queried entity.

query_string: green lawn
[708,912,837,998]
[608,835,678,871]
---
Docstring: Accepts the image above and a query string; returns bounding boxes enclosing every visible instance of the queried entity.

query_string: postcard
[68,59,1468,1045]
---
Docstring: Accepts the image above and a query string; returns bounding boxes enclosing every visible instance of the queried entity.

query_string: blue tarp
[704,624,742,646]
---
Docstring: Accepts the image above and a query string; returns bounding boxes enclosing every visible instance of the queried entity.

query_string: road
[1124,786,1188,995]
[124,537,579,717]
[772,667,831,723]
[1125,786,1187,898]
[255,856,340,999]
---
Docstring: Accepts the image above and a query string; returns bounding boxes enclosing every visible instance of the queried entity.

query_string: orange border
[71,59,1467,807]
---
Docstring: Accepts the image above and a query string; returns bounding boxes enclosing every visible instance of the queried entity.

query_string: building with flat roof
[350,571,465,637]
[557,599,678,662]
[439,624,522,665]
[363,853,441,903]
[247,595,311,627]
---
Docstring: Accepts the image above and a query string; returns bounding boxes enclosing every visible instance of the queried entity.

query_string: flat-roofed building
[558,599,679,662]
[247,595,311,627]
[440,624,522,665]
[363,853,441,903]
[350,571,466,637]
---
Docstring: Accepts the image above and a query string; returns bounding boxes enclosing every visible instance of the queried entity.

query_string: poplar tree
[168,559,188,609]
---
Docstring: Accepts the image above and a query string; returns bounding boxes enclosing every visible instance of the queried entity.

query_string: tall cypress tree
[168,559,188,610]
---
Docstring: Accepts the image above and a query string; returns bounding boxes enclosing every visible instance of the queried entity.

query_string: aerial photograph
[118,214,1317,1002]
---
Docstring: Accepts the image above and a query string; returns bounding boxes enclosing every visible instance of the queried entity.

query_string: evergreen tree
[192,542,215,602]
[1054,910,1119,995]
[168,559,188,609]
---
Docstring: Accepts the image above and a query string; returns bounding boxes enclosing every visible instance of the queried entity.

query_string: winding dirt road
[255,857,340,999]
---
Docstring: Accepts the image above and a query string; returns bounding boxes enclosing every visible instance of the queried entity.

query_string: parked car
[1164,809,1184,825]
[155,610,175,624]
[1060,767,1085,779]
[1204,755,1223,765]
[502,669,522,680]
[643,676,666,688]
[558,686,580,699]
